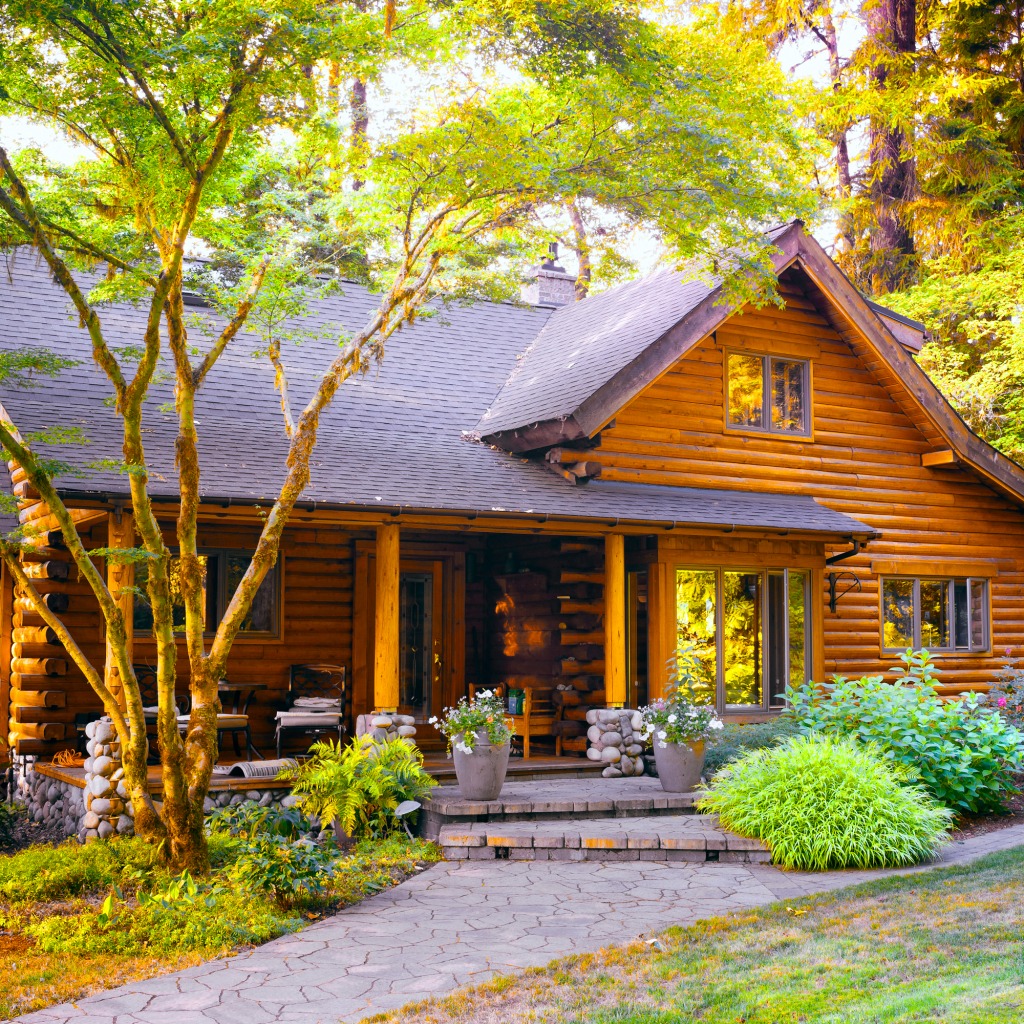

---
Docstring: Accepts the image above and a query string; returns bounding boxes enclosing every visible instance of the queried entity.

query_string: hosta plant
[698,734,952,870]
[430,689,514,754]
[786,649,1024,814]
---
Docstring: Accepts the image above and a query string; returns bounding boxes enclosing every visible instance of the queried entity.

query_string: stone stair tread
[438,814,768,860]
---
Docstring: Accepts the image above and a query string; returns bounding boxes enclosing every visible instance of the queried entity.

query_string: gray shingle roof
[0,248,876,538]
[475,223,798,442]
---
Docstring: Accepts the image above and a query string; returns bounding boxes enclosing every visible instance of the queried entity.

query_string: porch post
[106,509,134,713]
[373,521,400,713]
[604,533,626,708]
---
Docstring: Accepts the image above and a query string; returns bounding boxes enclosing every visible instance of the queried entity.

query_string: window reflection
[882,578,914,648]
[723,571,761,706]
[727,353,764,428]
[674,569,717,706]
[771,359,806,432]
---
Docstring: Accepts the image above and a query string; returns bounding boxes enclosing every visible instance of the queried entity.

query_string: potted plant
[431,690,515,800]
[641,648,724,792]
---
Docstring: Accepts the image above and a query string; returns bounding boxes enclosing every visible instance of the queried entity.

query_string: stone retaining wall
[585,709,650,778]
[15,758,295,842]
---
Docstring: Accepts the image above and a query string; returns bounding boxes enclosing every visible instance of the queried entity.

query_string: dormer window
[727,351,810,436]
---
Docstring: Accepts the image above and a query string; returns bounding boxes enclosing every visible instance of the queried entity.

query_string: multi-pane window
[133,550,280,636]
[727,351,810,436]
[675,567,809,712]
[881,577,988,653]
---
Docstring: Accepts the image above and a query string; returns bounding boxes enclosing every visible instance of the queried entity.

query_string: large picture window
[881,577,988,653]
[133,549,280,637]
[727,351,810,436]
[675,567,809,711]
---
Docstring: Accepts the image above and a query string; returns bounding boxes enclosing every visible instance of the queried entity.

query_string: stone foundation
[585,708,649,778]
[82,718,133,841]
[17,763,85,836]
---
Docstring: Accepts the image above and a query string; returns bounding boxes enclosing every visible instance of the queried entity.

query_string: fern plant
[282,737,436,840]
[698,734,952,870]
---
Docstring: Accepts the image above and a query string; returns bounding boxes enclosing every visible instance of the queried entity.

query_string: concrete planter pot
[452,731,510,800]
[652,738,705,793]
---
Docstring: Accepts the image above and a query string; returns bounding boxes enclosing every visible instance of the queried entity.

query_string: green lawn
[377,846,1024,1024]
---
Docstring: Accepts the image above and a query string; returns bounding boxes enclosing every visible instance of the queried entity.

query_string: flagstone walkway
[19,823,1024,1024]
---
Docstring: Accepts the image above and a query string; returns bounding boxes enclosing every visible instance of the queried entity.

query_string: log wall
[579,270,1024,695]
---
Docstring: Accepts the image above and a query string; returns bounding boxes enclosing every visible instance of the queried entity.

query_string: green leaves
[698,734,953,870]
[786,650,1024,815]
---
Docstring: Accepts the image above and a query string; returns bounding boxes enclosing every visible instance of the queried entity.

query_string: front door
[398,564,444,721]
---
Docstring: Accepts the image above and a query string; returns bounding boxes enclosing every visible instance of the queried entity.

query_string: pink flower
[998,697,1008,708]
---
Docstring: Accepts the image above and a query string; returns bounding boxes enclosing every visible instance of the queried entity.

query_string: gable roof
[0,251,875,539]
[475,221,1024,510]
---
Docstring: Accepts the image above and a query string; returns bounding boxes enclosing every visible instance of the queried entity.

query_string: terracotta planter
[652,738,705,793]
[452,730,510,800]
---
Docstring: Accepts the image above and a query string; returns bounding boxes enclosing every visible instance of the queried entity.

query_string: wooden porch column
[106,509,134,712]
[373,522,400,713]
[604,533,627,708]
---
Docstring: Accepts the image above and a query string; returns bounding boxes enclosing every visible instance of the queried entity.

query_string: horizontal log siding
[134,523,362,754]
[592,278,1024,694]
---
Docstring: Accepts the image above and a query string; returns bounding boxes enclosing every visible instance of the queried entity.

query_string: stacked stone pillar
[585,708,647,778]
[355,713,417,743]
[81,717,134,841]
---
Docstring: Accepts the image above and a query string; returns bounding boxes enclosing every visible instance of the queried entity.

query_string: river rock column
[81,717,134,842]
[585,708,646,778]
[355,713,417,743]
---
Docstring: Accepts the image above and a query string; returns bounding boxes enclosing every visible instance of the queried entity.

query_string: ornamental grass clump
[698,734,952,870]
[430,689,514,754]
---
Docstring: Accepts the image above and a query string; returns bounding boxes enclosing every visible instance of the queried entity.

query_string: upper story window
[133,549,280,637]
[727,351,810,436]
[881,577,989,653]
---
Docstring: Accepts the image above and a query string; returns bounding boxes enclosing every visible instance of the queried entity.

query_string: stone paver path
[19,824,1024,1024]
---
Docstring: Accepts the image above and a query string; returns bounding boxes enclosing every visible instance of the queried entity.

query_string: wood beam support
[373,522,400,713]
[105,510,134,712]
[604,533,627,708]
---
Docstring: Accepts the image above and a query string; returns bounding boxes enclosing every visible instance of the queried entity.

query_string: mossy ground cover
[376,846,1024,1024]
[0,834,439,1020]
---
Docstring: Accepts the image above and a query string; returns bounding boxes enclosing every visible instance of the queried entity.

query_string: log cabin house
[2,220,1024,769]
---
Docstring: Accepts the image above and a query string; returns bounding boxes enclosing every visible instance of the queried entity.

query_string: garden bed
[0,831,439,1020]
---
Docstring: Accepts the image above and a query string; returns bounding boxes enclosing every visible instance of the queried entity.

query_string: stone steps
[421,776,697,840]
[438,814,770,864]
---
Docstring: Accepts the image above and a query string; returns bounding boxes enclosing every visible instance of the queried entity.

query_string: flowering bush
[786,649,1024,814]
[431,689,514,755]
[981,650,1024,731]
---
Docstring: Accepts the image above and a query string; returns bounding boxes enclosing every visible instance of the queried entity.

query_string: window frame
[674,565,811,714]
[724,349,812,438]
[133,547,283,641]
[879,575,990,655]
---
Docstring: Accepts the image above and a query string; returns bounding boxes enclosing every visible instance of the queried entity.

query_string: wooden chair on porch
[275,664,348,759]
[470,683,560,759]
[134,664,188,764]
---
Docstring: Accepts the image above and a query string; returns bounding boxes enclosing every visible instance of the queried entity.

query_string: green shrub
[207,803,338,902]
[786,649,1024,814]
[703,718,799,776]
[283,736,436,839]
[698,734,952,870]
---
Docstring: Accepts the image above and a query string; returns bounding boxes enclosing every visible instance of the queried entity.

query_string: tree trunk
[866,0,917,293]
[819,11,854,254]
[567,200,591,300]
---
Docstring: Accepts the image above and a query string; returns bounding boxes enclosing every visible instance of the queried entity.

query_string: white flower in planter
[657,730,668,740]
[667,713,677,723]
[454,740,473,754]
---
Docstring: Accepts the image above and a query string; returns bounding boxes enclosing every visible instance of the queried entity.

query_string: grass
[0,834,439,1020]
[373,846,1024,1024]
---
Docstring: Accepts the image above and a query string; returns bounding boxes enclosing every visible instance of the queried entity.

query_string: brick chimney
[522,243,577,306]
